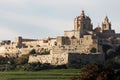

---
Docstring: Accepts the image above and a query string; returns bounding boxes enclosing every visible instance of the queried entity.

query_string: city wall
[29,53,68,65]
[28,53,105,65]
[68,53,105,65]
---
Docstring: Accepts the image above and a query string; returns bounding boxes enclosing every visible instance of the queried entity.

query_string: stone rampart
[29,53,68,65]
[28,52,105,65]
[68,53,105,65]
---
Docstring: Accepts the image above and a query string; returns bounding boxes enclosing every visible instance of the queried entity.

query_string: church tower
[74,10,93,37]
[102,16,111,30]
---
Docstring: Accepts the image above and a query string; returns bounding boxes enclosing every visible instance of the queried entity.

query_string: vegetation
[70,63,120,80]
[102,44,113,54]
[90,47,97,53]
[17,55,29,65]
[25,63,53,71]
[0,55,68,71]
[102,44,120,69]
[29,49,36,55]
[0,69,80,80]
[0,56,9,64]
[44,49,50,55]
[29,48,50,55]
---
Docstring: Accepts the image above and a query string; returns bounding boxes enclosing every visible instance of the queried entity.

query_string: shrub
[102,44,113,54]
[16,55,29,65]
[90,47,97,53]
[24,63,53,71]
[0,56,8,64]
[29,49,36,55]
[70,63,120,80]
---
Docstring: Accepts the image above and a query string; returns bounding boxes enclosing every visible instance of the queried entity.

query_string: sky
[0,0,120,40]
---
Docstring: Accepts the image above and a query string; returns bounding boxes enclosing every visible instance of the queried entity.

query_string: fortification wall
[52,45,91,54]
[64,31,74,38]
[68,53,105,65]
[28,53,105,65]
[29,53,68,65]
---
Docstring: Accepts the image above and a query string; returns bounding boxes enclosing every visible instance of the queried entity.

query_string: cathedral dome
[77,10,91,21]
[77,10,85,20]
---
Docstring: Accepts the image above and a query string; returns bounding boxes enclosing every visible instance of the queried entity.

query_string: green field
[0,69,80,80]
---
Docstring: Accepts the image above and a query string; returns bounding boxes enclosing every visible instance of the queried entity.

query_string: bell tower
[102,16,111,30]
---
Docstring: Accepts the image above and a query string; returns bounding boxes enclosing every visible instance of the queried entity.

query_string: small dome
[77,10,85,20]
[94,27,102,33]
[77,10,91,21]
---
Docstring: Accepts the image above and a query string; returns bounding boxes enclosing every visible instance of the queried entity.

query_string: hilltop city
[0,10,120,65]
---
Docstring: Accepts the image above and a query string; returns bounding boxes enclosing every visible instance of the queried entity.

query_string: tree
[70,63,120,80]
[90,47,97,53]
[116,45,120,53]
[102,44,113,54]
[29,49,36,55]
[17,55,29,65]
[0,56,8,64]
[44,50,50,55]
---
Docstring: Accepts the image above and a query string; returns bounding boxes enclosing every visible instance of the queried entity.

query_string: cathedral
[65,10,93,39]
[57,10,120,52]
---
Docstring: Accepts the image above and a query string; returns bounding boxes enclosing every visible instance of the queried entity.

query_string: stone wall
[68,53,105,65]
[52,45,91,54]
[64,30,74,38]
[29,53,68,65]
[28,52,105,65]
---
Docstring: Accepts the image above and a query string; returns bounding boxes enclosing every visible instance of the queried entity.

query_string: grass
[0,69,80,80]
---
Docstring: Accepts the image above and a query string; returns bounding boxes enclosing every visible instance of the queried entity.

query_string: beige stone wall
[70,39,79,45]
[52,44,91,54]
[29,53,68,65]
[64,31,74,38]
[49,39,56,46]
[29,55,52,63]
[74,31,80,39]
[82,35,93,45]
[0,37,57,57]
[56,36,70,46]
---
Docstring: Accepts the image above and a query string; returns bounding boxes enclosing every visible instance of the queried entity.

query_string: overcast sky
[0,0,120,40]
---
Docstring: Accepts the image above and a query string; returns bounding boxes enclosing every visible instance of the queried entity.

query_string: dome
[94,27,102,33]
[77,10,85,20]
[77,10,91,21]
